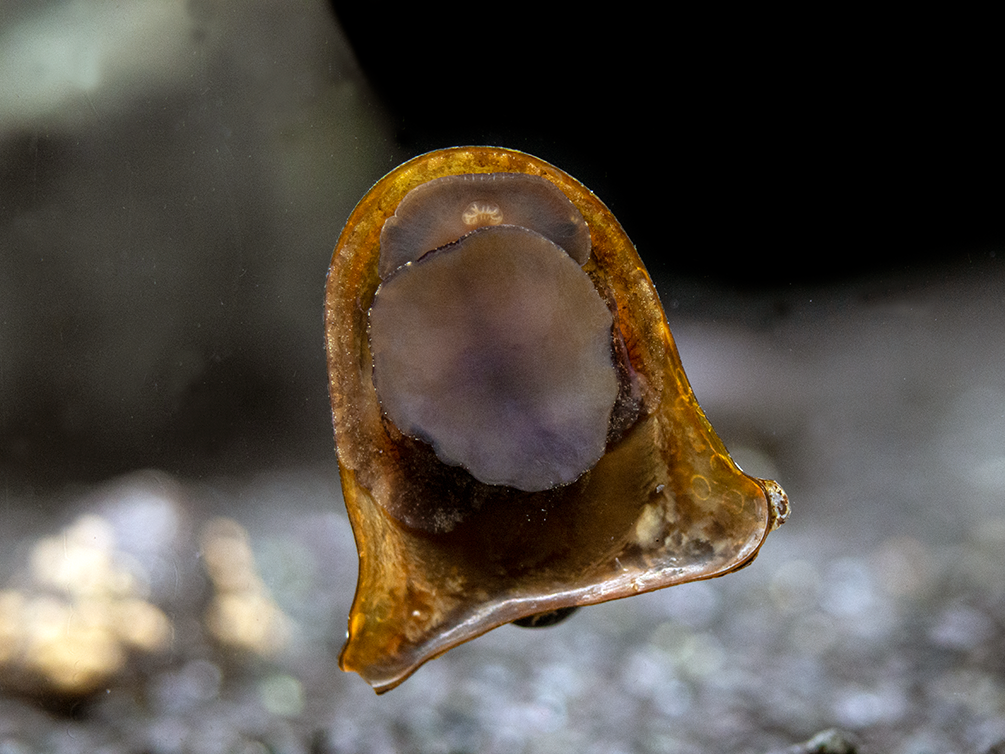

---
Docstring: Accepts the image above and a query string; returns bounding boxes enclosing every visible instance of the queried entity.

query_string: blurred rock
[781,728,866,753]
[200,517,293,657]
[0,0,398,485]
[0,473,181,698]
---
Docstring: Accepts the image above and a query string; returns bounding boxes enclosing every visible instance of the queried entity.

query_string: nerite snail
[324,147,789,693]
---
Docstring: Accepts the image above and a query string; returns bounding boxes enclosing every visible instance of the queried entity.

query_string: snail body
[324,147,789,693]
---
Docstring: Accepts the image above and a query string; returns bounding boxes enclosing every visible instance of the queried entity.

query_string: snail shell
[324,147,789,693]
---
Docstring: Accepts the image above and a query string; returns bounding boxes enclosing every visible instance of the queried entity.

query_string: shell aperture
[369,224,618,493]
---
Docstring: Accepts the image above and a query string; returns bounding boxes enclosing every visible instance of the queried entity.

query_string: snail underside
[324,146,789,693]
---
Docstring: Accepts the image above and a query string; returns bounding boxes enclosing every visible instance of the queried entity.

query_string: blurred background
[1,2,1003,753]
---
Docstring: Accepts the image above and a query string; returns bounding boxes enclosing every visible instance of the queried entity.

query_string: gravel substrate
[4,263,1005,753]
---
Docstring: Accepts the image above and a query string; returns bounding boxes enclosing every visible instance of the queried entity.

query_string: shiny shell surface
[324,146,789,693]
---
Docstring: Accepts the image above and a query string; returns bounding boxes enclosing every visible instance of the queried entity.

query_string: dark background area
[333,4,1005,285]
